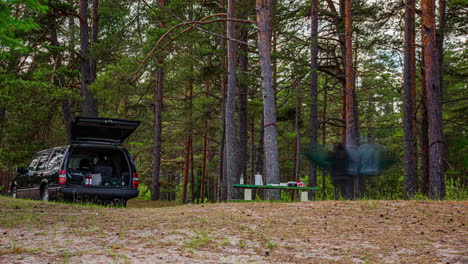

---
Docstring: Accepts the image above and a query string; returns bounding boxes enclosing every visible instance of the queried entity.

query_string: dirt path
[0,197,466,263]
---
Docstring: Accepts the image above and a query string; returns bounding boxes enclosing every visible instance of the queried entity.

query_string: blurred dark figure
[303,142,398,200]
[327,143,353,199]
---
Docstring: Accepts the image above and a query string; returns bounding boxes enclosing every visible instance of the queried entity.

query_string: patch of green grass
[185,233,212,249]
[238,239,247,248]
[220,237,232,246]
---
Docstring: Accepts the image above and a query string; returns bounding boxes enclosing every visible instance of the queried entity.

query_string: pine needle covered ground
[0,197,466,263]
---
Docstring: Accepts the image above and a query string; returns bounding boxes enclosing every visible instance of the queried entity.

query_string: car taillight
[58,170,67,185]
[132,172,139,188]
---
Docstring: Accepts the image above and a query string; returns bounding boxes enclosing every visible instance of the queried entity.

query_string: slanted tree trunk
[403,0,418,198]
[256,0,280,200]
[79,0,98,117]
[225,0,238,200]
[309,0,319,197]
[421,0,445,199]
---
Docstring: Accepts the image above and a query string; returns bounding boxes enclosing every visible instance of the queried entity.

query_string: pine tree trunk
[421,0,445,199]
[344,0,357,148]
[151,65,163,200]
[257,0,280,200]
[250,115,256,185]
[236,0,250,199]
[201,120,208,203]
[309,0,319,197]
[225,0,238,200]
[182,135,190,203]
[190,137,194,203]
[322,83,328,200]
[256,116,265,177]
[294,84,302,185]
[79,0,98,117]
[403,0,418,198]
[436,0,446,95]
[344,0,359,199]
[217,0,227,202]
[420,42,430,195]
[151,0,166,201]
[90,0,98,83]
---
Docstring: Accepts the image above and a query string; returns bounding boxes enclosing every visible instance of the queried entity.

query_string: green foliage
[0,0,48,54]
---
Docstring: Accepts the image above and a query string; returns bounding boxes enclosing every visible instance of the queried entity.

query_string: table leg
[244,189,252,200]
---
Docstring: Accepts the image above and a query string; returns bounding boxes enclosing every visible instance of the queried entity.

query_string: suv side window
[36,151,52,171]
[28,153,42,171]
[47,148,66,170]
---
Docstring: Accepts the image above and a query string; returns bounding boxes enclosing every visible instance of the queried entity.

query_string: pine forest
[0,0,466,202]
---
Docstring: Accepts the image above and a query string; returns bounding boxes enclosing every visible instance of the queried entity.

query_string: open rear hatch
[71,117,140,145]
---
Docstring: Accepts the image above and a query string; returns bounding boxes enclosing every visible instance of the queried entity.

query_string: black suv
[8,117,141,206]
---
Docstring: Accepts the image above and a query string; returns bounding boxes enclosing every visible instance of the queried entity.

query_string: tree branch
[128,15,255,84]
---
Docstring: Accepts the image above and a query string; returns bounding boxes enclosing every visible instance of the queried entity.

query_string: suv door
[14,153,42,198]
[29,150,52,199]
[44,147,67,199]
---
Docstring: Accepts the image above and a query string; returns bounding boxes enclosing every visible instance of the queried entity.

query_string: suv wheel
[41,185,49,202]
[11,186,17,199]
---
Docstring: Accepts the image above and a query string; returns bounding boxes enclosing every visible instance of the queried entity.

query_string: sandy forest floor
[0,197,466,264]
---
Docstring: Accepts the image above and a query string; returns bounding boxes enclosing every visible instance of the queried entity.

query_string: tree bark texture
[421,0,445,199]
[322,82,328,199]
[403,0,418,198]
[151,0,166,201]
[151,65,164,200]
[309,0,319,195]
[436,0,446,96]
[225,0,238,200]
[344,0,357,149]
[79,0,98,117]
[236,0,250,199]
[420,41,430,196]
[257,0,280,200]
[182,135,190,203]
[294,84,302,185]
[90,0,99,82]
[217,0,227,202]
[201,119,208,203]
[344,0,360,198]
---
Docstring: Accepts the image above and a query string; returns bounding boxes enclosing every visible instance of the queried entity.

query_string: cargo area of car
[66,147,131,188]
